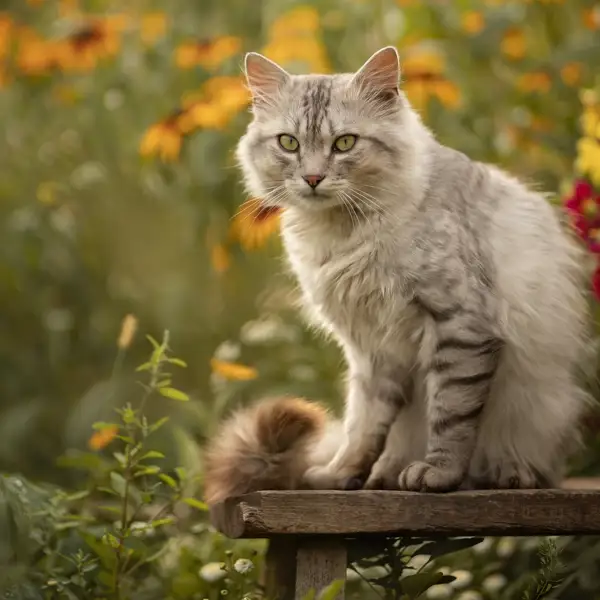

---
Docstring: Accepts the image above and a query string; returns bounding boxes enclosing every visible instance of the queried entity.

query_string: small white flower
[130,521,156,538]
[482,573,507,593]
[346,568,360,582]
[233,558,254,574]
[450,570,473,589]
[473,537,494,555]
[213,340,241,361]
[496,536,517,558]
[456,592,483,600]
[199,562,226,583]
[426,584,453,599]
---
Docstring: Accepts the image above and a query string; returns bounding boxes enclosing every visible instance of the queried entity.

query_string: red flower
[593,264,600,302]
[564,179,599,243]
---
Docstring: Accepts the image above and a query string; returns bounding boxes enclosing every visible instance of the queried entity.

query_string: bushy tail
[204,397,339,506]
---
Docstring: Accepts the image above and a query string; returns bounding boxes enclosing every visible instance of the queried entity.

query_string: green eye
[278,134,299,152]
[333,134,357,152]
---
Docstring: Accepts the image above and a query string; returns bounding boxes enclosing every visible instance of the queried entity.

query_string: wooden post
[295,538,347,600]
[264,536,298,600]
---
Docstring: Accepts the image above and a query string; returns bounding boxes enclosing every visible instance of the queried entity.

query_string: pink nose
[302,174,325,189]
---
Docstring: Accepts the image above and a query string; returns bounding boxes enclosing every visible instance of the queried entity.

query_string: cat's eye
[333,134,357,152]
[278,134,300,152]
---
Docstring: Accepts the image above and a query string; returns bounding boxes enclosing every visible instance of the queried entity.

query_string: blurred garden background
[1,0,600,598]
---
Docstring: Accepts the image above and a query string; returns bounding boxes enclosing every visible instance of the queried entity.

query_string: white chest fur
[281,211,422,367]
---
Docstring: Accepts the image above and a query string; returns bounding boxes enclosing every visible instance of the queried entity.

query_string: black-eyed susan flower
[55,16,125,72]
[461,11,485,35]
[402,50,461,110]
[517,72,552,94]
[140,12,167,46]
[140,110,184,162]
[262,6,330,73]
[229,199,281,251]
[16,27,60,76]
[211,358,258,381]
[560,62,583,87]
[175,35,241,71]
[501,28,526,60]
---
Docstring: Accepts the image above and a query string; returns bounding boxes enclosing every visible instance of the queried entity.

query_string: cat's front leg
[398,318,503,493]
[305,367,403,490]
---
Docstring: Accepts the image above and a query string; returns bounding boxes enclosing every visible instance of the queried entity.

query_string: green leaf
[98,505,122,514]
[134,466,161,477]
[318,579,344,600]
[168,358,187,368]
[158,387,189,401]
[182,497,208,511]
[113,452,127,467]
[135,361,152,372]
[150,517,175,528]
[110,472,128,497]
[302,590,316,600]
[159,474,177,489]
[146,335,160,349]
[92,421,120,431]
[64,490,91,502]
[401,572,455,597]
[156,378,172,388]
[175,466,187,481]
[101,533,121,549]
[98,486,119,496]
[140,450,165,460]
[148,416,170,433]
[416,537,484,559]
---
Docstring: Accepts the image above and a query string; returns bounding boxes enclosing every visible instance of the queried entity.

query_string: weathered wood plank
[210,488,600,538]
[295,538,347,600]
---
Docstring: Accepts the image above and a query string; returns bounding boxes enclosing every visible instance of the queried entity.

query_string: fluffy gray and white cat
[233,46,590,492]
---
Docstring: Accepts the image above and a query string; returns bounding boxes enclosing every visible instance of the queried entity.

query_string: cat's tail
[204,397,340,506]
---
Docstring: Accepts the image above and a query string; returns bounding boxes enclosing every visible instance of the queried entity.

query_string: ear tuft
[352,46,400,101]
[244,53,290,107]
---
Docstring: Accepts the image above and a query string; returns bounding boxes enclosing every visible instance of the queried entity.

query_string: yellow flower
[581,104,600,139]
[269,6,320,38]
[141,12,167,45]
[402,50,461,110]
[517,72,551,93]
[576,137,600,187]
[175,36,241,71]
[55,17,124,72]
[501,28,526,60]
[140,111,183,161]
[88,425,119,451]
[560,62,582,87]
[179,77,250,133]
[229,199,281,251]
[210,359,258,381]
[210,244,231,274]
[462,11,485,35]
[117,314,138,349]
[582,6,600,30]
[16,28,60,75]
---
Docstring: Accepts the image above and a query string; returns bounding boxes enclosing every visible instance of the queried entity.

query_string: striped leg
[398,326,502,493]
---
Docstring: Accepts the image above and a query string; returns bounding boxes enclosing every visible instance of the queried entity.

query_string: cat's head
[236,46,425,213]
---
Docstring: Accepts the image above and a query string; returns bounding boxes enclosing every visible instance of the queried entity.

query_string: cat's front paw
[397,460,463,492]
[304,465,365,490]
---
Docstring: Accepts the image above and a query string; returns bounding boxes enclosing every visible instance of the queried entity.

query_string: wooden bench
[210,479,600,599]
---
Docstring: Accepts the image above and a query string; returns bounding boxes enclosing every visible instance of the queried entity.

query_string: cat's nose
[302,174,325,189]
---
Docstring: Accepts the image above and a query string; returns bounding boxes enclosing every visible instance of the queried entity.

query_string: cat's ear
[351,46,400,102]
[244,52,290,108]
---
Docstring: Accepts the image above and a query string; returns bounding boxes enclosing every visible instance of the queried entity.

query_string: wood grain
[264,537,297,600]
[210,486,600,538]
[295,538,347,600]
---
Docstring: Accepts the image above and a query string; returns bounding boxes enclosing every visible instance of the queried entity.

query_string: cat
[208,46,590,499]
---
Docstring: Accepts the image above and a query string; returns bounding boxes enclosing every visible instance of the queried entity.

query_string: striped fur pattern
[235,47,591,492]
